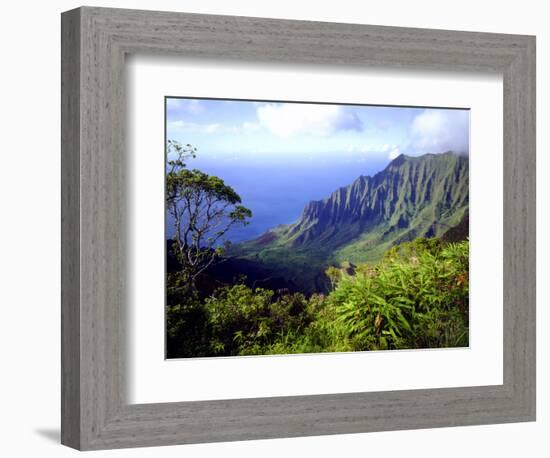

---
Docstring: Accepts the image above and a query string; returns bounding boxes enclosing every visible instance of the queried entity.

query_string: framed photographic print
[61,6,536,450]
[163,97,470,360]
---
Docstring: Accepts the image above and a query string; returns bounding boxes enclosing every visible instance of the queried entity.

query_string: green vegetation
[165,141,469,358]
[229,152,469,293]
[325,237,469,351]
[166,238,469,357]
[166,140,252,290]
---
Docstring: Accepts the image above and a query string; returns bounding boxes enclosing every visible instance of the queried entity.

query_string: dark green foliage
[441,211,469,243]
[204,285,314,356]
[166,297,212,358]
[166,281,319,358]
[166,238,469,357]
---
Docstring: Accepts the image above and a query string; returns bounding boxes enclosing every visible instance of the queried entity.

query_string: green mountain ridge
[228,151,469,293]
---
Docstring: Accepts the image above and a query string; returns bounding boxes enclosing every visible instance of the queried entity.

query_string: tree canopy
[166,140,252,289]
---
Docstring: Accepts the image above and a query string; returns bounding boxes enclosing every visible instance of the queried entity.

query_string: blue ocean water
[166,155,389,243]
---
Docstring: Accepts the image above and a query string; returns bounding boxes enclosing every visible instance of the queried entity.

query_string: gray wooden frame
[61,6,536,451]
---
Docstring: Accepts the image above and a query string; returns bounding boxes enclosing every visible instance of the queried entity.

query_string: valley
[225,151,469,293]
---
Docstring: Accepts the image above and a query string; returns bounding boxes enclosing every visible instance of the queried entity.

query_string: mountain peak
[388,153,408,166]
[233,151,469,293]
[284,151,469,249]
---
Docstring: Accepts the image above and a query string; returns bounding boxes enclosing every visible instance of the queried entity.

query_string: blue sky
[166,98,469,165]
[165,98,470,243]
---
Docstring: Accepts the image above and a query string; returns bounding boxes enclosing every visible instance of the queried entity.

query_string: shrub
[166,237,469,357]
[204,284,315,356]
[324,238,469,351]
[166,294,212,358]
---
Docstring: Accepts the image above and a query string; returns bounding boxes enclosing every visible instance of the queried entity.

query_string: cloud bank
[257,103,363,137]
[409,109,469,156]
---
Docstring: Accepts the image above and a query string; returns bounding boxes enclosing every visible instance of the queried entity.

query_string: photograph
[165,98,470,359]
[1,1,539,455]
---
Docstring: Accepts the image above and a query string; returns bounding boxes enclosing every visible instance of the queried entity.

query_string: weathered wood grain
[61,6,536,450]
[61,7,81,450]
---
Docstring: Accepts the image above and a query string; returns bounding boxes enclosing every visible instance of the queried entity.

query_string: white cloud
[345,143,403,160]
[388,147,401,160]
[241,121,260,133]
[410,109,469,155]
[347,144,373,153]
[256,103,362,137]
[168,120,260,135]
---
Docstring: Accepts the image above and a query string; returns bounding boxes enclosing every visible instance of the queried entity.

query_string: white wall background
[0,1,545,456]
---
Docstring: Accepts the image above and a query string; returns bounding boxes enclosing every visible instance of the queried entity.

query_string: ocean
[166,154,389,243]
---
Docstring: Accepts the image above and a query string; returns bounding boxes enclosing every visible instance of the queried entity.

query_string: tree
[166,140,252,289]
